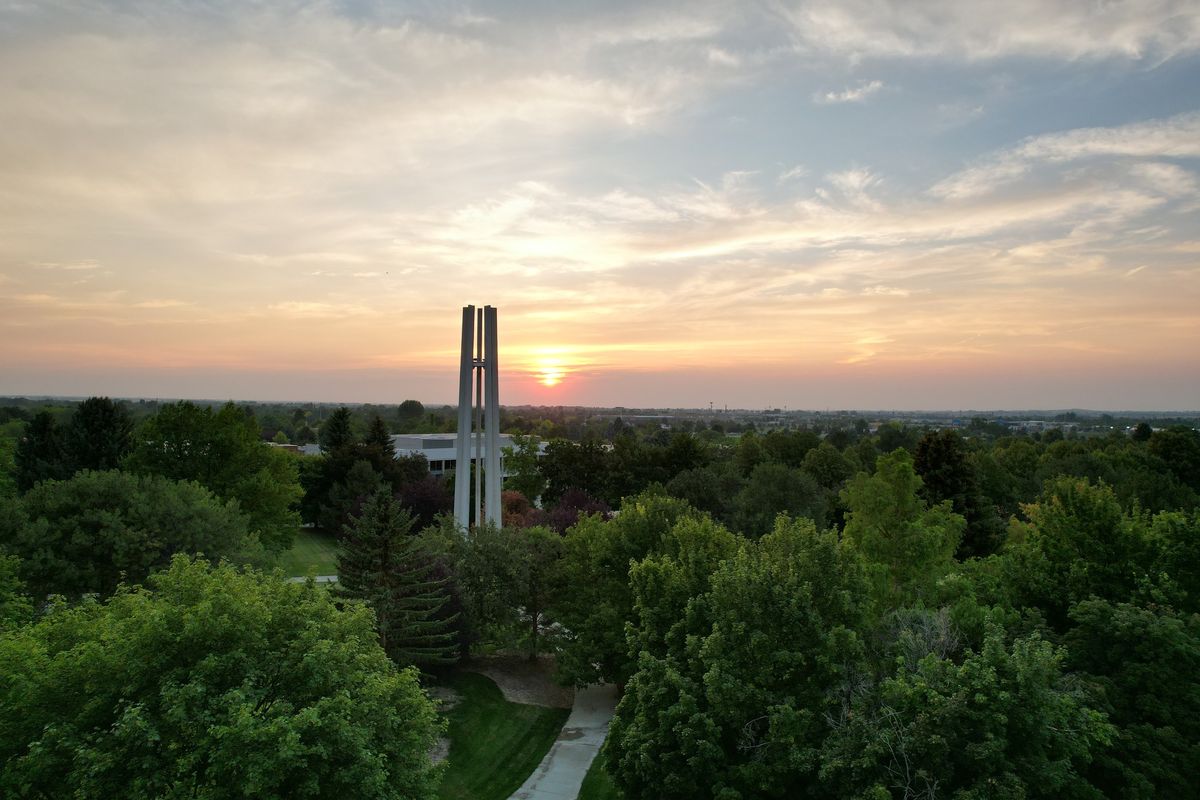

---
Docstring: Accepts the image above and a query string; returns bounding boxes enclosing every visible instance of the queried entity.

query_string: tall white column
[484,305,502,527]
[453,305,475,529]
[474,307,483,527]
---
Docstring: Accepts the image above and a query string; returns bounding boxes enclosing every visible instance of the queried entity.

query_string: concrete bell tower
[453,305,501,529]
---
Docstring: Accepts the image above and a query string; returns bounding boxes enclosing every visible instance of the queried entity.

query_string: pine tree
[14,411,68,492]
[365,414,395,456]
[337,490,458,668]
[319,407,355,453]
[62,396,133,473]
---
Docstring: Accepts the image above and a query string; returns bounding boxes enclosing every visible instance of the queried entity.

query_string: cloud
[2,4,1198,407]
[778,0,1200,62]
[813,79,884,104]
[778,164,808,183]
[930,112,1200,200]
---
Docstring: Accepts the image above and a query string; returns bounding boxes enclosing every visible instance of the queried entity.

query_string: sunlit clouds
[1,1,1198,408]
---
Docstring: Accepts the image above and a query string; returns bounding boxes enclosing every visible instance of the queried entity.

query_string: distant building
[390,432,538,477]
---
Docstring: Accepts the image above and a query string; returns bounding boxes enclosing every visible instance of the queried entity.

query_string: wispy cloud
[780,0,1200,62]
[813,79,884,104]
[930,112,1200,199]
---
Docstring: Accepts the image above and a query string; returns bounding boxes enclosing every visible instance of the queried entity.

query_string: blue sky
[1,1,1198,409]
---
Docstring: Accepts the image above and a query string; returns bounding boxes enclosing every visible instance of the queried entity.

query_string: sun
[538,367,565,387]
[535,358,567,388]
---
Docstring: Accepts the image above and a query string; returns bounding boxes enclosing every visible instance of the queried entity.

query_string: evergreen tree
[14,411,68,492]
[320,406,356,453]
[338,490,458,668]
[62,396,133,473]
[320,459,386,533]
[365,414,395,455]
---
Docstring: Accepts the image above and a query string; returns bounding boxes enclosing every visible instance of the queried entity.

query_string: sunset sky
[2,1,1198,410]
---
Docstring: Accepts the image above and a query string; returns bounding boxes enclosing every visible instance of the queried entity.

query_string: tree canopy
[125,401,301,552]
[0,470,260,598]
[337,490,458,668]
[0,556,441,800]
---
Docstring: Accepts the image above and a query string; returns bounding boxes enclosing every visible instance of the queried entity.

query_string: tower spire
[454,305,502,530]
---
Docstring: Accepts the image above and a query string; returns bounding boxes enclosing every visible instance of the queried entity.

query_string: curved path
[509,683,618,800]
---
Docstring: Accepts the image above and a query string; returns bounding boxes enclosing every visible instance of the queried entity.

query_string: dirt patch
[464,654,575,709]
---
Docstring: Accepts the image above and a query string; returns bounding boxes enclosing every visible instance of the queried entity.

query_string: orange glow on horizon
[534,356,567,388]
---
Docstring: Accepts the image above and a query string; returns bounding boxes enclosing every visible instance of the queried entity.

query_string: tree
[1148,425,1200,492]
[126,401,301,552]
[337,491,458,668]
[503,433,546,502]
[61,396,133,473]
[554,493,699,686]
[364,414,394,454]
[319,459,387,533]
[606,518,870,799]
[0,556,441,800]
[1131,422,1153,442]
[732,462,826,537]
[840,450,963,609]
[1007,478,1150,629]
[1066,598,1200,798]
[14,411,68,491]
[512,526,565,658]
[0,470,260,598]
[396,474,453,531]
[625,514,739,662]
[914,429,1003,557]
[801,442,854,490]
[539,439,610,506]
[877,422,919,453]
[821,625,1111,799]
[424,519,519,650]
[761,428,820,468]
[666,465,738,520]
[397,400,425,431]
[0,554,32,632]
[319,406,356,453]
[542,487,610,534]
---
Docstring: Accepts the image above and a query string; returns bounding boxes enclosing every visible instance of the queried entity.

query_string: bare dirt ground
[464,654,575,709]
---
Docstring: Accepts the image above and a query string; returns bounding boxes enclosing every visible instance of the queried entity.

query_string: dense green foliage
[300,413,443,533]
[0,396,1196,798]
[337,491,458,668]
[0,557,441,800]
[14,398,134,491]
[0,470,260,597]
[552,494,700,686]
[125,401,301,552]
[593,459,1200,799]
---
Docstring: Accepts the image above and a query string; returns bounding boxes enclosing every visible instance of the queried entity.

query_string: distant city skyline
[2,1,1198,410]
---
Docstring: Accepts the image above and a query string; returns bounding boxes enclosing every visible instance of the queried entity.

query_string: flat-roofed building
[390,432,529,476]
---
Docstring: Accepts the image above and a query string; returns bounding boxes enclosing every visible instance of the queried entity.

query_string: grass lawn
[578,751,623,800]
[438,672,569,800]
[275,527,341,576]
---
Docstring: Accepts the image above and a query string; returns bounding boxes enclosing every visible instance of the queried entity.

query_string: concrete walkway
[509,683,618,800]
